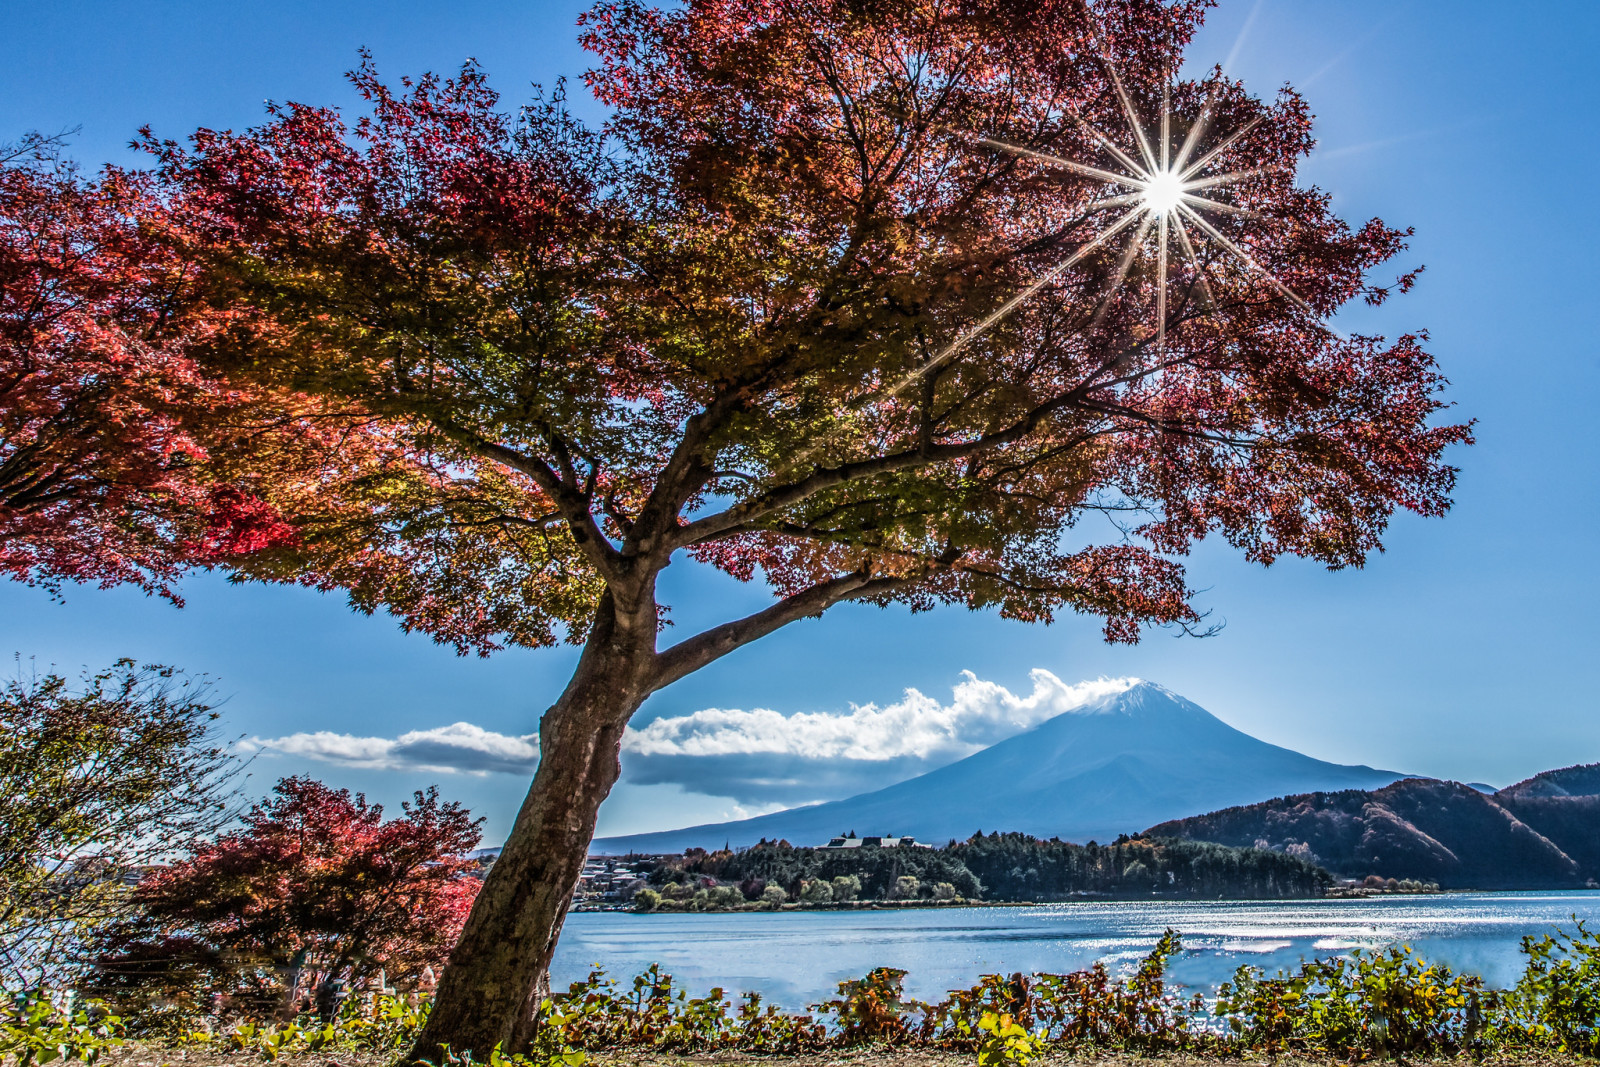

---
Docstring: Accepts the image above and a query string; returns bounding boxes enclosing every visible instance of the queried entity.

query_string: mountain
[1498,763,1600,799]
[592,681,1403,854]
[1146,765,1600,888]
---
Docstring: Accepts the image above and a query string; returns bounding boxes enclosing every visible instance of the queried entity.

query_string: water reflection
[551,891,1600,1009]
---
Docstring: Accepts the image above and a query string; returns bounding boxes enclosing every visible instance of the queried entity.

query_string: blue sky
[2,0,1596,844]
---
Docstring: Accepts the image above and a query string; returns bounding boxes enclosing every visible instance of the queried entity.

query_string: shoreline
[574,887,1447,914]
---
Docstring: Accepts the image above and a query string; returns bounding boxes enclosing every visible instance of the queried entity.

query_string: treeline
[649,839,981,902]
[640,831,1329,904]
[952,832,1331,900]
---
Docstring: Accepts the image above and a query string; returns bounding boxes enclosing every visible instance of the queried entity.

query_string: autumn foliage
[3,0,1473,1052]
[87,776,482,1022]
[0,135,304,598]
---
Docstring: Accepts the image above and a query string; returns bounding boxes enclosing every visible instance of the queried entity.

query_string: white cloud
[245,671,1140,806]
[618,671,1139,805]
[623,670,1138,763]
[248,722,539,776]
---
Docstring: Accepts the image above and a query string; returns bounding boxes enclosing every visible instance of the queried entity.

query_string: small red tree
[87,776,482,1020]
[10,0,1472,1053]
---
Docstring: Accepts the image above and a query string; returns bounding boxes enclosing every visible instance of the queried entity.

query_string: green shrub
[1489,918,1600,1055]
[0,992,124,1067]
[973,1011,1042,1067]
[1215,945,1481,1056]
[178,992,430,1061]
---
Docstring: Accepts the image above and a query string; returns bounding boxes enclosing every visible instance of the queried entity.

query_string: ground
[90,1048,1594,1067]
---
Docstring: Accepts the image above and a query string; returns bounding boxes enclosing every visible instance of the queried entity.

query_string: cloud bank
[620,671,1137,804]
[249,671,1137,805]
[247,722,539,775]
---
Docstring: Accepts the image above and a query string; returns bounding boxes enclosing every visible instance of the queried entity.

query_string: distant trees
[889,876,923,901]
[86,776,482,1024]
[657,841,983,901]
[644,834,1329,906]
[0,658,237,987]
[799,879,833,903]
[951,833,1331,900]
[830,875,861,902]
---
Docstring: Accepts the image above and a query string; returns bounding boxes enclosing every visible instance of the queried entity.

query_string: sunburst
[886,67,1313,399]
[979,68,1311,346]
[776,63,1313,475]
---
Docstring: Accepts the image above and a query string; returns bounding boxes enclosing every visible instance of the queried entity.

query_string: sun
[1141,170,1186,216]
[776,61,1316,474]
[949,68,1314,355]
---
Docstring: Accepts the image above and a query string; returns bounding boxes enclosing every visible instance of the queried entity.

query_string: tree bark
[407,595,654,1062]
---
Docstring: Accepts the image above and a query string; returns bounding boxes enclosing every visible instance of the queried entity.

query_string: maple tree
[6,0,1473,1052]
[87,776,482,1022]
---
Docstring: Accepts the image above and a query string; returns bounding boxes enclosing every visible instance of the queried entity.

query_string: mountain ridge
[592,681,1403,854]
[1145,767,1600,888]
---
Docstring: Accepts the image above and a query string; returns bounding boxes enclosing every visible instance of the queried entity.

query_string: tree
[23,0,1470,1053]
[890,875,924,901]
[0,657,237,987]
[86,776,482,1022]
[831,875,863,903]
[799,878,833,903]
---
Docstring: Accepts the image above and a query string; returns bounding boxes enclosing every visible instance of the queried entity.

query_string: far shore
[574,884,1447,913]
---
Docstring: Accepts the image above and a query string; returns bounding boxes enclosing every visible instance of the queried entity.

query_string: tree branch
[649,571,911,692]
[439,426,626,581]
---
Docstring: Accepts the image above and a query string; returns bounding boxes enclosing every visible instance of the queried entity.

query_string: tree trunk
[407,597,653,1062]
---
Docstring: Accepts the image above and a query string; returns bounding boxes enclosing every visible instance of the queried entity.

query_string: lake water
[551,891,1600,1009]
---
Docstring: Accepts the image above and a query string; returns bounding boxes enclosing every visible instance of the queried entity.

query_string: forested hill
[644,833,1330,902]
[1146,767,1600,889]
[1499,763,1600,799]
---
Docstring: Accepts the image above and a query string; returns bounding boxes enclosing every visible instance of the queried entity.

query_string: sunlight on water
[551,891,1600,1009]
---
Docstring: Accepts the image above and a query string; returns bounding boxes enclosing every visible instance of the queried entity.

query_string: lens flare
[965,68,1314,352]
[1142,171,1185,216]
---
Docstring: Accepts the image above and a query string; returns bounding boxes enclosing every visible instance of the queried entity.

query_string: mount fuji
[591,681,1403,854]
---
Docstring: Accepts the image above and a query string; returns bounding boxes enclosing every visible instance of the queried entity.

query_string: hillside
[1498,763,1600,799]
[593,682,1402,854]
[1146,768,1600,888]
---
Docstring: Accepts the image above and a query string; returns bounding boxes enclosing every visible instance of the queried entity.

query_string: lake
[551,891,1600,1009]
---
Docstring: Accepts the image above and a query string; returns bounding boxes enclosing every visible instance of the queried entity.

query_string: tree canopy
[116,0,1468,658]
[0,0,1473,1053]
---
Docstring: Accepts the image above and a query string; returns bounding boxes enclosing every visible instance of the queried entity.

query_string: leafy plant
[974,1011,1042,1067]
[816,967,926,1044]
[0,992,124,1067]
[1215,944,1481,1056]
[1488,918,1600,1055]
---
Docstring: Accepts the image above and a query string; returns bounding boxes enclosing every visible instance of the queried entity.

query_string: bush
[799,879,833,903]
[830,875,861,902]
[890,876,922,900]
[1215,945,1482,1056]
[1490,918,1600,1055]
[0,992,124,1067]
[759,884,787,907]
